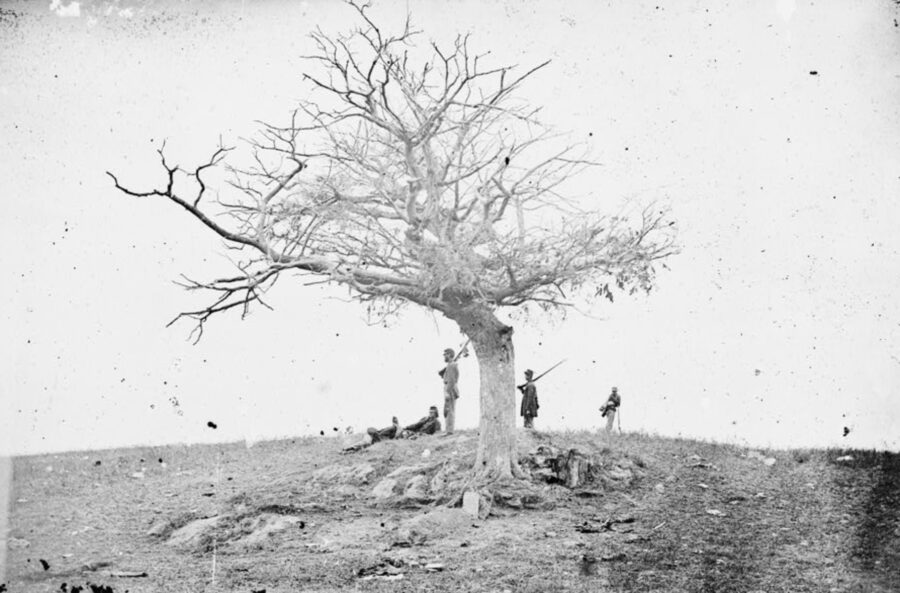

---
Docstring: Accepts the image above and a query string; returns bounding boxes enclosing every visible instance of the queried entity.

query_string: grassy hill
[4,430,899,592]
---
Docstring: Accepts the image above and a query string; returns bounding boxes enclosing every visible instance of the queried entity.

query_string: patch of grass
[7,431,900,592]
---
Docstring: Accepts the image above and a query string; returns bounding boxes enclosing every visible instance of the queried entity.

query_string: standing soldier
[441,347,460,434]
[520,369,539,429]
[600,386,621,433]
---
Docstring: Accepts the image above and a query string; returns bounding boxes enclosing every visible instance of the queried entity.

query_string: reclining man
[343,407,441,452]
[400,405,442,438]
[368,416,400,443]
[342,416,400,452]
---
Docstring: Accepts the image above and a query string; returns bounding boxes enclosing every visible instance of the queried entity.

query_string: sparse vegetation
[6,432,899,592]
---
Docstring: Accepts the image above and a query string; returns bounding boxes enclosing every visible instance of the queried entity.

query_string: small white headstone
[462,491,480,518]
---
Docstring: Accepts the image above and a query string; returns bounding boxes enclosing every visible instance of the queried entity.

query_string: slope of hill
[4,430,899,592]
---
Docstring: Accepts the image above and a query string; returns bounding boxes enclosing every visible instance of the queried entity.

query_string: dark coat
[520,382,539,417]
[367,424,398,443]
[405,415,441,435]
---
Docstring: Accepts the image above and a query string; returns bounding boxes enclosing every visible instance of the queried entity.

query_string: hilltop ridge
[5,430,899,592]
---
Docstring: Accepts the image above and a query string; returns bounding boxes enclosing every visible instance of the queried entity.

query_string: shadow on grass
[828,449,900,589]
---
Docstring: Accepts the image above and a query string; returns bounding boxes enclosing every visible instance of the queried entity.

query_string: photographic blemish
[207,421,217,429]
[40,558,50,571]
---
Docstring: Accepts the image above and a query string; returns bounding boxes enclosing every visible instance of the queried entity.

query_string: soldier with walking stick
[600,386,621,433]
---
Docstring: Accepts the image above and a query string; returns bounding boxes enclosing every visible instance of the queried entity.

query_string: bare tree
[108,2,676,481]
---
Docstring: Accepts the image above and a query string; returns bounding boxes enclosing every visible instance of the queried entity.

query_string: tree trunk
[553,449,593,489]
[450,306,521,481]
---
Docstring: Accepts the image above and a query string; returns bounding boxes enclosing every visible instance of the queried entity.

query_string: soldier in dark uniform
[600,386,621,433]
[343,416,400,452]
[367,416,400,443]
[401,405,442,437]
[520,369,539,429]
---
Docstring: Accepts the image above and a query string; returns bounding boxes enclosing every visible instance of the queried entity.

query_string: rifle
[600,392,621,417]
[438,339,471,377]
[517,359,567,393]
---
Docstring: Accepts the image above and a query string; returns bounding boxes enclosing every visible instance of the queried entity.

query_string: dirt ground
[4,430,899,592]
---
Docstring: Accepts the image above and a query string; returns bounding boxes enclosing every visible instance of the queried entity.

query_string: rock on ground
[392,507,472,546]
[236,514,304,547]
[312,463,376,485]
[166,516,220,549]
[372,478,398,499]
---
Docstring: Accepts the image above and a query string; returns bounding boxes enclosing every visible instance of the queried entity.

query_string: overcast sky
[1,0,898,456]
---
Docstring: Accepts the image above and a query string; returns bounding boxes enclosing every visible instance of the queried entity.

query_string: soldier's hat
[525,369,534,377]
[443,347,455,357]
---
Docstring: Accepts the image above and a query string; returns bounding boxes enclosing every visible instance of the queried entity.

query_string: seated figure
[400,406,441,438]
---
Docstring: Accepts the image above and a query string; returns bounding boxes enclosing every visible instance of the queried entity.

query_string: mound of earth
[150,430,646,555]
[8,431,899,592]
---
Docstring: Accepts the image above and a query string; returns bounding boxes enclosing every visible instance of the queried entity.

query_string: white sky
[1,0,899,456]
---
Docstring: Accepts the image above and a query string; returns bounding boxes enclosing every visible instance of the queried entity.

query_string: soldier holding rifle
[520,369,539,428]
[439,343,467,435]
[517,360,565,430]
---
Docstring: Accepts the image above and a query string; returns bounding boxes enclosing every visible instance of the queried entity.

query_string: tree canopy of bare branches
[108,1,676,480]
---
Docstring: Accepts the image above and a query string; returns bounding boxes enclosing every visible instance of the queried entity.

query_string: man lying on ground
[399,406,441,438]
[342,416,400,452]
[369,416,400,443]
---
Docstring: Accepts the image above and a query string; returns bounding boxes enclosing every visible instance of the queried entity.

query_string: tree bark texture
[552,449,594,489]
[449,306,521,480]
